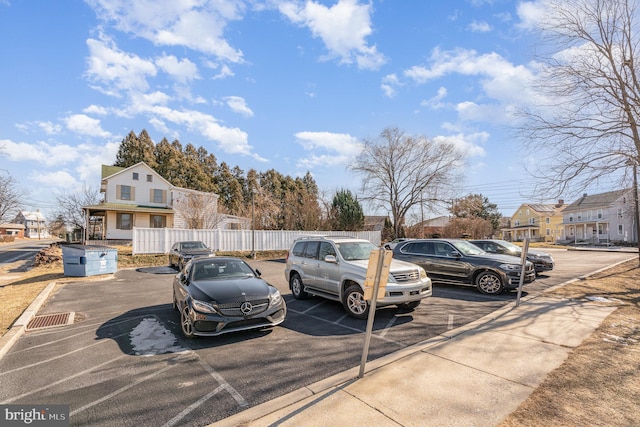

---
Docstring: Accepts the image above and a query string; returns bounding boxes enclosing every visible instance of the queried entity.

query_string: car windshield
[191,259,254,281]
[497,240,521,252]
[181,241,207,250]
[450,240,485,256]
[336,241,378,260]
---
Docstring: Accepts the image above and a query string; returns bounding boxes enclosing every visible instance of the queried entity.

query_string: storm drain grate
[26,312,75,331]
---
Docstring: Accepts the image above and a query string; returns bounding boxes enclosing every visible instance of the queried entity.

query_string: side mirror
[324,255,337,264]
[448,251,462,258]
[255,268,262,277]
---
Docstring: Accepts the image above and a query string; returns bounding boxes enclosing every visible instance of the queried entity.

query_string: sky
[0,0,586,222]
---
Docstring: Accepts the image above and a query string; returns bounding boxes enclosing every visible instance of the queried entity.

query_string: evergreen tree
[332,189,364,231]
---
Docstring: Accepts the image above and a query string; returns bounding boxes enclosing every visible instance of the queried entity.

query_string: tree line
[112,129,365,231]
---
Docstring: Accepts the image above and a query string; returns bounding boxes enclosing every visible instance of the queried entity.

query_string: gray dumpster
[61,245,118,277]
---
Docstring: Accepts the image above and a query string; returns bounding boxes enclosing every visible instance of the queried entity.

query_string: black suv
[392,238,536,294]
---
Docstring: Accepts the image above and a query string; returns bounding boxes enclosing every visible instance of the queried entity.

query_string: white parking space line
[448,314,454,330]
[377,316,398,339]
[0,331,130,377]
[1,355,128,404]
[70,363,177,416]
[162,384,227,427]
[288,308,405,346]
[299,300,327,314]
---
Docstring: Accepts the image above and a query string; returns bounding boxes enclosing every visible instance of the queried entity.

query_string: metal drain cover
[26,312,75,331]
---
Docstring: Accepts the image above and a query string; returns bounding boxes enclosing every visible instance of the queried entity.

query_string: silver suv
[284,236,432,319]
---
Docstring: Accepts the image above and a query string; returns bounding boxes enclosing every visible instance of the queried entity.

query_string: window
[152,189,164,203]
[147,174,153,182]
[577,212,582,220]
[117,213,132,230]
[132,172,139,180]
[118,185,133,201]
[303,241,319,258]
[546,228,550,236]
[597,209,603,219]
[618,208,624,218]
[545,217,550,224]
[514,219,520,226]
[569,215,574,222]
[150,215,165,228]
[618,224,624,235]
[529,218,535,225]
[587,210,592,220]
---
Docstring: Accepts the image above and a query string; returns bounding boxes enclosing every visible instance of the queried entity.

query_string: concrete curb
[0,281,57,360]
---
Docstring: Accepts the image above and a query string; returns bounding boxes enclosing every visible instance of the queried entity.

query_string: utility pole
[633,161,640,264]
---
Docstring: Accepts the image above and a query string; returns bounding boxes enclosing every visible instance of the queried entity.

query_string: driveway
[0,249,634,426]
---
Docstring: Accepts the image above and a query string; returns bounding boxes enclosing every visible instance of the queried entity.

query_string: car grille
[218,298,269,316]
[391,270,420,282]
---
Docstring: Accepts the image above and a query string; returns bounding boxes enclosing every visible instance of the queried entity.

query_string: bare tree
[0,172,24,223]
[54,186,102,232]
[519,0,640,258]
[173,190,223,229]
[351,127,464,238]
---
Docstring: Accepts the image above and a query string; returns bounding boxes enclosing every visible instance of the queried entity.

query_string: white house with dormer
[83,163,249,241]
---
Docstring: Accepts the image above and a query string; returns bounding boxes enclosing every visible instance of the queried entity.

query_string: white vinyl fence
[132,227,382,255]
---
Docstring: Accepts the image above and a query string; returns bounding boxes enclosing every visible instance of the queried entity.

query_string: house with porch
[13,210,50,239]
[83,163,249,241]
[562,189,637,244]
[501,201,566,243]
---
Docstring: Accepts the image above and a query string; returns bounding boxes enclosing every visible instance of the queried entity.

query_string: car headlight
[419,267,429,280]
[499,263,521,271]
[269,289,282,306]
[192,299,218,314]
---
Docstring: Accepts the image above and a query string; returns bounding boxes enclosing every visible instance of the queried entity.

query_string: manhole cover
[26,312,75,331]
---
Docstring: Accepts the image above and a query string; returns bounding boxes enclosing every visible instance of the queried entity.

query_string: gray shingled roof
[563,188,631,211]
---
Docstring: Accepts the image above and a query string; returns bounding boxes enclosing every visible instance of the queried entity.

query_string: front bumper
[377,278,433,306]
[189,302,287,337]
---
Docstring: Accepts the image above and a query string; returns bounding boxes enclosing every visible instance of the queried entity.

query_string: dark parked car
[169,241,215,270]
[469,239,554,274]
[172,256,286,338]
[392,238,536,294]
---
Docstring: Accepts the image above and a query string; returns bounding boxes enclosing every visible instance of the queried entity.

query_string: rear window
[303,241,320,259]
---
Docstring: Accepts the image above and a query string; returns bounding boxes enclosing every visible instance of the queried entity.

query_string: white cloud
[421,86,448,110]
[433,132,488,157]
[36,121,63,135]
[85,35,157,95]
[294,131,363,168]
[224,96,254,117]
[516,1,546,30]
[155,54,200,83]
[404,48,538,122]
[64,114,112,138]
[279,0,386,70]
[88,0,245,62]
[31,170,79,189]
[381,73,401,98]
[83,105,109,115]
[468,20,492,32]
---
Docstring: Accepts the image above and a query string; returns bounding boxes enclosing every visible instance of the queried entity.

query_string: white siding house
[83,163,248,241]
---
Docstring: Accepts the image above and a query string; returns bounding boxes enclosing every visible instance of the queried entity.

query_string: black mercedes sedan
[168,241,215,271]
[172,257,287,338]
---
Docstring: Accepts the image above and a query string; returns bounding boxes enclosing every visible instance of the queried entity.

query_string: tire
[475,271,504,295]
[342,284,369,319]
[396,301,421,311]
[180,305,196,339]
[290,273,308,299]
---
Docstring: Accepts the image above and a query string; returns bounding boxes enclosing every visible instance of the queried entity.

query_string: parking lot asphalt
[0,248,636,426]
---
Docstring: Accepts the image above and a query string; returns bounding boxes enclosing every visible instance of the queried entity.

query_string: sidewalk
[213,295,616,427]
